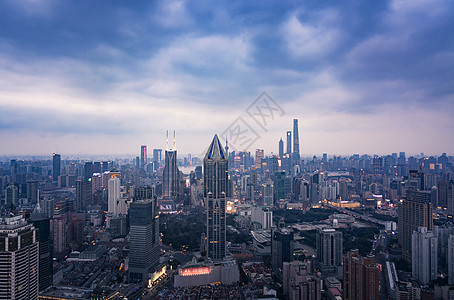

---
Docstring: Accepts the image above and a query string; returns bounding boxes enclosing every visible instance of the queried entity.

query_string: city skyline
[0,1,452,156]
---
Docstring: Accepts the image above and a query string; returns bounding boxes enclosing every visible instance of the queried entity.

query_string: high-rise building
[263,179,274,207]
[398,190,433,261]
[108,176,121,217]
[51,217,67,254]
[26,180,39,204]
[0,215,39,299]
[293,119,300,155]
[140,145,147,167]
[316,228,343,276]
[255,149,264,169]
[204,134,228,261]
[5,183,19,207]
[30,205,53,291]
[412,227,437,284]
[153,149,162,163]
[286,131,292,155]
[271,220,294,271]
[448,234,454,285]
[372,155,383,177]
[343,250,380,300]
[76,179,91,211]
[163,132,180,199]
[278,138,284,157]
[52,153,61,181]
[128,198,160,283]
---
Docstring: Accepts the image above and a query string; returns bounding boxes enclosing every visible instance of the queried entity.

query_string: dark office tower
[30,205,53,291]
[101,161,109,172]
[438,181,449,208]
[52,153,61,181]
[26,180,39,204]
[274,171,286,203]
[128,198,160,283]
[397,152,407,177]
[278,138,284,157]
[0,215,39,299]
[76,180,91,211]
[162,134,180,199]
[84,162,94,180]
[398,190,433,261]
[271,219,294,271]
[293,119,300,155]
[153,149,162,163]
[372,155,383,177]
[343,250,380,300]
[316,228,343,275]
[286,131,292,155]
[322,153,328,163]
[204,134,228,261]
[140,145,147,167]
[5,183,19,206]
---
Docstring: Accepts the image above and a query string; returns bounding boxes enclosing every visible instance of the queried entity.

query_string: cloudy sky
[0,0,453,157]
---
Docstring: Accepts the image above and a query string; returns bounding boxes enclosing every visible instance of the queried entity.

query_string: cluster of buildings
[0,117,453,299]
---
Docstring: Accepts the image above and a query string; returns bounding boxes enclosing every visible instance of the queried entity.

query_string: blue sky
[0,0,453,157]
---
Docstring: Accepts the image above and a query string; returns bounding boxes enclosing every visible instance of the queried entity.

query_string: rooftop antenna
[166,130,169,150]
[225,133,229,154]
[173,130,176,150]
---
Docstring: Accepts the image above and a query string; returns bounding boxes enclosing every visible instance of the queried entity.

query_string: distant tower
[278,138,284,157]
[162,131,180,199]
[52,153,61,181]
[204,134,228,261]
[0,215,39,299]
[286,131,291,155]
[140,145,147,167]
[293,119,299,155]
[153,149,162,164]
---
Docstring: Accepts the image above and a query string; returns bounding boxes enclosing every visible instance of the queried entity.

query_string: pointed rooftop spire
[205,134,226,160]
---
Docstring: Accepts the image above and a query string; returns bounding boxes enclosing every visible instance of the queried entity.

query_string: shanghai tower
[204,134,228,261]
[293,119,299,155]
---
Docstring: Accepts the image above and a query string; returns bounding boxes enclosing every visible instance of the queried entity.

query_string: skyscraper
[128,198,160,283]
[153,149,162,163]
[204,134,228,261]
[108,175,121,217]
[343,250,380,300]
[398,190,433,261]
[271,220,294,271]
[286,131,291,155]
[293,119,299,155]
[316,228,343,275]
[5,183,19,207]
[30,205,53,291]
[0,215,39,299]
[162,132,180,199]
[76,179,91,211]
[278,138,284,157]
[140,145,147,167]
[255,149,264,169]
[52,153,61,181]
[412,227,437,284]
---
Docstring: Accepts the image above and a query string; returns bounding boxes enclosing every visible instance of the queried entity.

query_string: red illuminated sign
[181,267,210,276]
